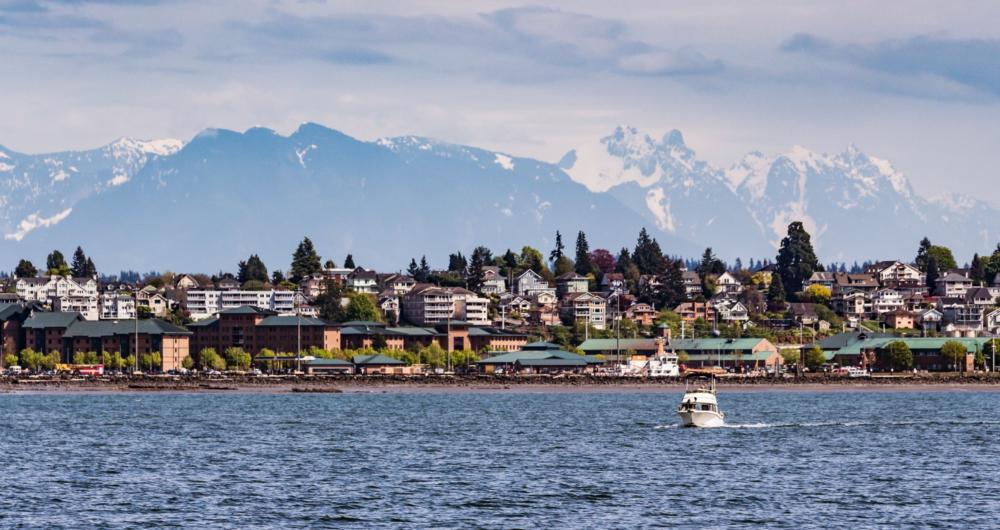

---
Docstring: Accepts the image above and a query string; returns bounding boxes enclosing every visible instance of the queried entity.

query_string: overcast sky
[2,0,999,204]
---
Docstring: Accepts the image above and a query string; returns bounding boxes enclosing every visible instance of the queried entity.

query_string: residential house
[560,292,607,330]
[833,290,871,319]
[174,274,200,290]
[787,303,819,326]
[680,271,701,298]
[479,267,506,295]
[985,309,1000,335]
[715,272,743,297]
[804,271,835,290]
[514,270,551,296]
[936,272,974,298]
[714,299,749,324]
[866,261,925,288]
[378,293,400,324]
[872,288,905,315]
[347,268,379,294]
[673,301,715,323]
[99,293,136,320]
[832,273,879,294]
[884,310,916,329]
[499,294,532,315]
[380,274,416,296]
[555,272,589,298]
[600,273,626,294]
[915,307,944,332]
[16,276,100,321]
[215,276,240,291]
[137,287,171,317]
[625,302,658,327]
[530,291,559,326]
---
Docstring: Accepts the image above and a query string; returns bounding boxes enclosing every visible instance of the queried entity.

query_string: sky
[2,0,999,204]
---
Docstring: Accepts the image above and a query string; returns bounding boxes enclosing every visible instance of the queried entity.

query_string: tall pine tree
[574,231,592,276]
[290,237,322,283]
[550,231,564,264]
[70,246,89,277]
[775,222,821,296]
[344,254,356,269]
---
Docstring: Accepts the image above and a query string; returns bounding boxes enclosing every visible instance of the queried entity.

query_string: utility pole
[133,290,139,373]
[296,289,302,373]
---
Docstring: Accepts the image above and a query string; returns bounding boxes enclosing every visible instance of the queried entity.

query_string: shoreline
[5,374,1000,394]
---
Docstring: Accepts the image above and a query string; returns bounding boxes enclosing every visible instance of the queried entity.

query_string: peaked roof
[478,349,589,365]
[578,338,659,351]
[352,354,406,365]
[218,306,278,316]
[23,311,83,329]
[62,319,192,338]
[258,315,329,327]
[522,341,562,350]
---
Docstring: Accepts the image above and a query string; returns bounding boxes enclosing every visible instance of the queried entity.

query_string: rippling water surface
[3,390,1000,529]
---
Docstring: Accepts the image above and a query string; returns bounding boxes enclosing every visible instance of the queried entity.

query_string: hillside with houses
[2,223,999,375]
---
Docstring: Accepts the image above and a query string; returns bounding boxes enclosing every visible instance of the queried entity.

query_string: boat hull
[677,410,725,428]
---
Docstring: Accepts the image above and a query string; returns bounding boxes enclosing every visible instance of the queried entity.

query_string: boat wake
[656,419,1000,430]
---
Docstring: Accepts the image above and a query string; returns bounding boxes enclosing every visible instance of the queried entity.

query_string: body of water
[3,390,999,528]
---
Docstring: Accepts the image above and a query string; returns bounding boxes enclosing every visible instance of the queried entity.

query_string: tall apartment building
[401,284,490,326]
[187,290,296,320]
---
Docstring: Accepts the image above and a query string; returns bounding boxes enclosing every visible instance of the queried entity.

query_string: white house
[514,270,551,296]
[100,293,137,320]
[936,272,973,298]
[872,288,905,315]
[715,272,743,296]
[480,266,507,295]
[560,292,607,330]
[16,276,100,320]
[347,268,379,293]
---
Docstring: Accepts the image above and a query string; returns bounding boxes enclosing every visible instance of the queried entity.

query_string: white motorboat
[677,377,725,428]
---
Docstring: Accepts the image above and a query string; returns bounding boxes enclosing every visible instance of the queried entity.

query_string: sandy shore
[5,374,1000,394]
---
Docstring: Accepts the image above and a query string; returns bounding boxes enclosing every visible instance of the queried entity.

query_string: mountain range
[0,123,996,273]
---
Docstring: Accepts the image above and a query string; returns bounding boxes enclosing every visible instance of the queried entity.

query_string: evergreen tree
[767,275,787,312]
[84,257,97,278]
[324,259,336,269]
[448,252,467,273]
[467,246,492,291]
[696,247,725,276]
[986,245,1000,286]
[915,237,933,272]
[407,258,420,279]
[271,270,286,284]
[70,246,88,277]
[615,248,633,273]
[418,256,431,283]
[550,231,565,263]
[290,237,322,283]
[633,228,665,275]
[971,253,986,285]
[775,222,821,295]
[926,256,940,292]
[15,259,37,278]
[734,257,743,272]
[46,250,69,276]
[344,254,356,269]
[574,231,593,276]
[237,254,269,284]
[500,249,518,277]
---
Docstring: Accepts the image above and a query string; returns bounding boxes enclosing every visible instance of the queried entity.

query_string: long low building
[668,337,782,371]
[825,336,990,371]
[478,342,604,374]
[18,310,191,371]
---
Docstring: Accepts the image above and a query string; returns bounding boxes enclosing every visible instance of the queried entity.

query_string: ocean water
[2,390,999,529]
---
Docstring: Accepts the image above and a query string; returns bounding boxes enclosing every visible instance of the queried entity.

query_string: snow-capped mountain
[0,122,996,272]
[2,123,689,272]
[564,126,998,262]
[0,137,182,241]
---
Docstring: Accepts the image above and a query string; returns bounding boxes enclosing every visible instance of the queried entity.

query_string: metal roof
[832,337,990,356]
[578,338,659,352]
[62,319,192,338]
[352,354,407,366]
[22,311,83,329]
[669,338,772,352]
[258,315,329,327]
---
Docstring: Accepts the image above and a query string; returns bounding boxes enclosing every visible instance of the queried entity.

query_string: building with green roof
[478,347,601,374]
[827,336,990,371]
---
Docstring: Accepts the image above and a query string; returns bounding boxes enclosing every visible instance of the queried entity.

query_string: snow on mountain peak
[725,150,771,193]
[110,137,184,157]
